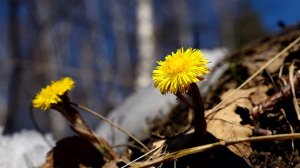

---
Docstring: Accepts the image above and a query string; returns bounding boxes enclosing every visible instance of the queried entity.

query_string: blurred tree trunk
[172,0,192,47]
[111,1,133,88]
[135,0,155,90]
[81,0,99,106]
[33,0,67,139]
[3,0,21,134]
[83,0,115,115]
[212,0,265,49]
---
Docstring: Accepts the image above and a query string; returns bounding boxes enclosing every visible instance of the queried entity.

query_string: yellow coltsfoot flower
[152,48,209,94]
[32,77,75,111]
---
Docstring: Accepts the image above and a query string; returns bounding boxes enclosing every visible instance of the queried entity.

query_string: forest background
[1,0,300,139]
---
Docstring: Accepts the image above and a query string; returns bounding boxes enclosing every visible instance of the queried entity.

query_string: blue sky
[250,0,300,32]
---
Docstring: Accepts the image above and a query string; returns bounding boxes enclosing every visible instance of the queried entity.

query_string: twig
[206,37,300,119]
[280,109,294,150]
[289,61,300,120]
[121,144,163,168]
[71,102,150,152]
[131,133,300,168]
[252,70,300,118]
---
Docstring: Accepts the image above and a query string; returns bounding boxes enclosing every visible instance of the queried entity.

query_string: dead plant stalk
[130,133,300,168]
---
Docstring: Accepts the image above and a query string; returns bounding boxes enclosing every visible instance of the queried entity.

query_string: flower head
[152,48,209,94]
[32,77,75,111]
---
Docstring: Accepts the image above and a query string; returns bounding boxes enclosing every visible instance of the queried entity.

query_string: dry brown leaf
[42,136,105,168]
[242,49,286,75]
[41,151,54,168]
[142,89,258,163]
[148,89,257,160]
[207,88,255,157]
[249,84,271,105]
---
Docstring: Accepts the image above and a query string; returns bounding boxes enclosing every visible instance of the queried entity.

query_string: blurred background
[1,0,300,139]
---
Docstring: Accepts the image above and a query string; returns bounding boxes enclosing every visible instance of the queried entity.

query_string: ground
[140,24,300,168]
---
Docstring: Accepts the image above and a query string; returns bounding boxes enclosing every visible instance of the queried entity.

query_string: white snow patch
[200,48,229,94]
[0,127,54,168]
[96,86,177,151]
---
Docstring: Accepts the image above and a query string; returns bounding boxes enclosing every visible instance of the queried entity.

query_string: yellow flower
[32,77,75,111]
[152,48,209,94]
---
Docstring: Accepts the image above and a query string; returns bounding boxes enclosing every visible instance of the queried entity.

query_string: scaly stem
[53,101,117,161]
[188,83,207,140]
[176,83,207,140]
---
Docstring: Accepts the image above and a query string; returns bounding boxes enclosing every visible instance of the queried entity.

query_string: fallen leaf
[41,151,54,168]
[42,136,105,168]
[249,84,271,105]
[242,49,285,75]
[207,88,255,157]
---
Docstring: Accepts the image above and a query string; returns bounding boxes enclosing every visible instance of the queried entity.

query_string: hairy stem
[188,83,207,140]
[176,83,207,140]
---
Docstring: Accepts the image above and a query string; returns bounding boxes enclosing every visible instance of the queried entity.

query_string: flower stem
[71,102,150,152]
[176,83,207,140]
[53,102,117,161]
[188,83,207,140]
